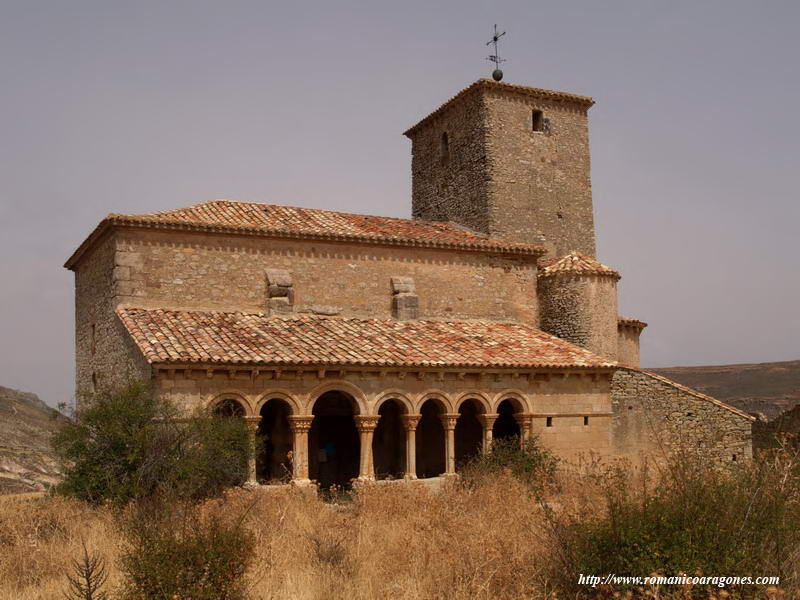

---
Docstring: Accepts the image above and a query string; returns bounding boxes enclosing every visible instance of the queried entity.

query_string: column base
[403,473,418,480]
[290,478,315,487]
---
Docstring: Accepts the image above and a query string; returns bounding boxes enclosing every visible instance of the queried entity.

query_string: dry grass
[1,460,792,600]
[1,476,559,600]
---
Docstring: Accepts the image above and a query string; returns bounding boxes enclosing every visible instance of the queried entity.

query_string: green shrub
[52,382,251,505]
[552,449,800,598]
[119,500,254,600]
[460,436,558,489]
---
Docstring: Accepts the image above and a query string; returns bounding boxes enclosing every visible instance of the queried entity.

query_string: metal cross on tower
[486,24,506,81]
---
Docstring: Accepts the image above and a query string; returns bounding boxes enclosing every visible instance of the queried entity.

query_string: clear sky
[1,1,798,407]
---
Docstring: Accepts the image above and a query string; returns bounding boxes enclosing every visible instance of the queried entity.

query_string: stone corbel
[390,276,419,320]
[265,269,294,315]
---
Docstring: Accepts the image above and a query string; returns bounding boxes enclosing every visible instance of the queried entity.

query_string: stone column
[354,415,380,481]
[400,414,422,479]
[243,416,262,486]
[515,413,534,442]
[288,415,314,483]
[478,414,498,453]
[440,413,459,475]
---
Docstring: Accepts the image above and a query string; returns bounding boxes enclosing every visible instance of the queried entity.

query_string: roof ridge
[404,79,595,137]
[66,200,545,269]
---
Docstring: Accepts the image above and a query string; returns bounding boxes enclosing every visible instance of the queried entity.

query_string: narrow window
[440,131,449,164]
[546,416,553,427]
[732,454,738,462]
[532,110,545,132]
[91,324,97,356]
[583,416,589,426]
[91,373,97,393]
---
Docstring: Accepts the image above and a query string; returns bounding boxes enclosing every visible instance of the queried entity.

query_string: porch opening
[213,398,246,418]
[373,399,406,479]
[309,391,360,489]
[455,398,484,469]
[257,398,293,483]
[493,399,522,441]
[416,399,445,478]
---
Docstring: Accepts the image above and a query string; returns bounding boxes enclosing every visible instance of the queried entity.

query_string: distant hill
[650,360,800,420]
[0,386,66,494]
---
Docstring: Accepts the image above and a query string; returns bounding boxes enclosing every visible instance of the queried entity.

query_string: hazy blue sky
[1,1,798,406]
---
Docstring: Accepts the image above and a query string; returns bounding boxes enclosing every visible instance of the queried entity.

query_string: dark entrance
[416,399,446,478]
[309,391,360,488]
[493,399,522,441]
[373,399,405,479]
[455,399,484,469]
[257,399,293,483]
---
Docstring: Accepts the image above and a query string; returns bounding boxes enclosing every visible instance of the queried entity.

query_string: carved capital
[477,414,499,429]
[243,415,262,432]
[440,413,460,430]
[514,413,534,428]
[354,415,381,432]
[288,415,314,433]
[400,414,422,431]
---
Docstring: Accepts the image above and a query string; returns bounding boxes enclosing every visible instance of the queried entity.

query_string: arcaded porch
[216,388,543,488]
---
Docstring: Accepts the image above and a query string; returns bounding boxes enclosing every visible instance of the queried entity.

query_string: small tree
[52,382,251,505]
[63,541,109,600]
[460,436,559,489]
[119,499,254,600]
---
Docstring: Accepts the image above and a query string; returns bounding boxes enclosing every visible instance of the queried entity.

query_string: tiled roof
[404,79,595,137]
[65,200,544,269]
[618,317,648,330]
[625,367,755,421]
[539,251,620,280]
[118,308,617,370]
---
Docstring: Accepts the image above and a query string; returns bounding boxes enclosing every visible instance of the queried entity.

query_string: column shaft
[243,416,261,485]
[355,416,380,481]
[441,414,459,475]
[288,416,313,483]
[401,414,421,479]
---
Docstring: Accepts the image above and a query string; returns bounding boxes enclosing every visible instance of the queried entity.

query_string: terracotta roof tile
[66,200,545,269]
[118,308,617,370]
[539,251,620,280]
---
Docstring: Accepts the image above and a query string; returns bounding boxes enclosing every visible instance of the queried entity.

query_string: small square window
[583,416,589,426]
[546,416,553,427]
[532,110,545,132]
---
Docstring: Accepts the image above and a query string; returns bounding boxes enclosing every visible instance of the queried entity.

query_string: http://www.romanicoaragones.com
[578,574,780,589]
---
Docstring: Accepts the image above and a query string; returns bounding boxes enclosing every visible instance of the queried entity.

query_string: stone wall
[611,368,753,463]
[484,91,595,257]
[73,235,150,404]
[538,275,619,360]
[408,89,491,234]
[111,229,540,324]
[617,325,642,367]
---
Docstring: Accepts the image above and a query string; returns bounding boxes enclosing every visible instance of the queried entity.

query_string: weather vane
[486,24,506,81]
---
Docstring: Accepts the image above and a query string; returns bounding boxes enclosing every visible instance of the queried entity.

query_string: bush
[119,499,255,600]
[52,382,251,505]
[552,449,800,597]
[460,436,558,489]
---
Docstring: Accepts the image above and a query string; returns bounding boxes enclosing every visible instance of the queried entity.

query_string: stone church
[65,78,753,488]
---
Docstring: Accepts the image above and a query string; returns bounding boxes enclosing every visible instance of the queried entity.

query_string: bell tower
[404,79,597,258]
